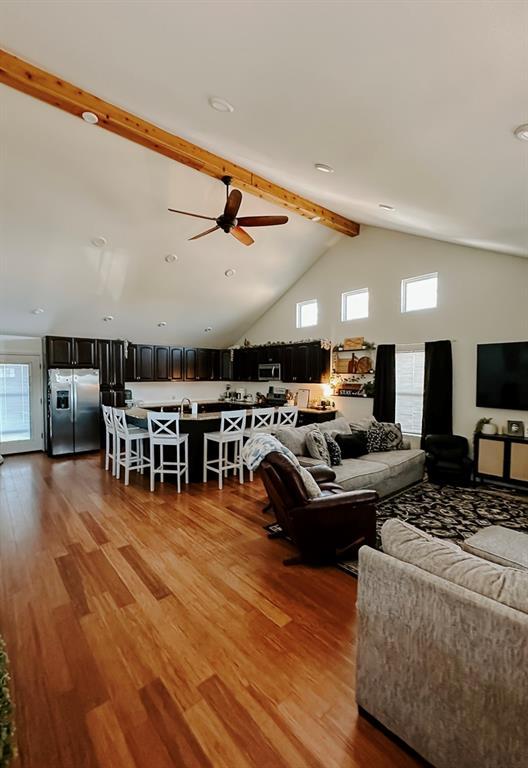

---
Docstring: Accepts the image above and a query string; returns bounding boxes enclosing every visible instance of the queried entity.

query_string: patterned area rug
[265,481,528,578]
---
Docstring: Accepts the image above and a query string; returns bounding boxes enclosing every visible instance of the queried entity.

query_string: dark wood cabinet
[97,339,125,387]
[169,347,183,381]
[196,348,211,380]
[113,340,125,389]
[46,336,97,368]
[154,346,170,381]
[219,350,232,381]
[73,338,97,367]
[137,345,154,381]
[97,339,113,386]
[46,336,73,367]
[184,348,197,380]
[125,344,137,382]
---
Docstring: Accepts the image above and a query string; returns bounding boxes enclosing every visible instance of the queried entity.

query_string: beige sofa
[356,519,528,768]
[275,417,425,498]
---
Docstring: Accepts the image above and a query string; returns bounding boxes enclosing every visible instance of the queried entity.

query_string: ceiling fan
[168,175,288,246]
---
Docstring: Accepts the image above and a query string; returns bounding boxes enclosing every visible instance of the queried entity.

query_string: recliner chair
[424,434,473,485]
[260,451,377,565]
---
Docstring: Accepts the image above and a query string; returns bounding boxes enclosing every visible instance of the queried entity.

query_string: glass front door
[0,356,43,454]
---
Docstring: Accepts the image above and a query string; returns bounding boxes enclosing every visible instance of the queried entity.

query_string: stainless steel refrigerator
[48,369,100,456]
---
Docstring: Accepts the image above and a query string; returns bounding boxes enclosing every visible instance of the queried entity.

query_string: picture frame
[296,388,310,409]
[506,420,525,438]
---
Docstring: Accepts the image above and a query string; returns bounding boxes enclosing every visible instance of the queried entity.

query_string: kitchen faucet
[180,397,192,416]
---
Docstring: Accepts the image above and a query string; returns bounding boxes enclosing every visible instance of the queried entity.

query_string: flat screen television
[476,342,528,410]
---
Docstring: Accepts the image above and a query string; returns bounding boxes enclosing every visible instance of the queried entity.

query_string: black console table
[474,433,528,489]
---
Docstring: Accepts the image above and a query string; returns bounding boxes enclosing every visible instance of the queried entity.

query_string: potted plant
[475,417,497,435]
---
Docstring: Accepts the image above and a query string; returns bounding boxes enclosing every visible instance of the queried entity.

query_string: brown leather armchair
[260,451,377,565]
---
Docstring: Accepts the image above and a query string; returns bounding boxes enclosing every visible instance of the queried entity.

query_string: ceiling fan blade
[230,226,254,246]
[188,225,220,241]
[168,208,216,221]
[236,215,289,227]
[224,189,243,220]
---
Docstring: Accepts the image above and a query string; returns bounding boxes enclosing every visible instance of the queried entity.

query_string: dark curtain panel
[422,340,453,445]
[373,344,395,422]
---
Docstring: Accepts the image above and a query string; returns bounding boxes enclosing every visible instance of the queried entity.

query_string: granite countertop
[127,404,337,422]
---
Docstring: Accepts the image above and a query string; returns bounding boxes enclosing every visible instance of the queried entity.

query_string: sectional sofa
[275,416,425,498]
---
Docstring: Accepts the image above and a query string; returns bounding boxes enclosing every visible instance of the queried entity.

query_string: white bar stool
[113,408,151,486]
[147,412,189,493]
[275,405,299,427]
[101,404,116,475]
[203,409,246,489]
[243,407,276,481]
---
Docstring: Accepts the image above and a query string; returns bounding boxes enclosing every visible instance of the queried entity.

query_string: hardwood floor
[0,452,425,768]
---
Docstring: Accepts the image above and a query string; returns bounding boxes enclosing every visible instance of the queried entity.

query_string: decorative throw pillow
[323,433,342,465]
[366,421,403,453]
[305,428,331,466]
[349,415,377,433]
[335,431,368,459]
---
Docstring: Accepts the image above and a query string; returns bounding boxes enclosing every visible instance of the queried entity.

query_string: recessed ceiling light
[158,321,167,327]
[208,96,234,113]
[82,111,99,124]
[91,236,107,248]
[31,308,45,315]
[514,123,528,141]
[311,215,321,222]
[224,268,236,277]
[103,315,114,322]
[379,204,395,211]
[165,253,178,263]
[314,163,334,174]
[204,326,212,332]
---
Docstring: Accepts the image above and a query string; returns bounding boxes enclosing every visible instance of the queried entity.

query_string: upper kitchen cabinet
[97,339,125,388]
[46,336,97,368]
[137,345,154,381]
[219,350,233,381]
[46,336,73,367]
[184,348,197,380]
[169,347,183,381]
[154,346,170,381]
[125,344,137,381]
[73,338,98,367]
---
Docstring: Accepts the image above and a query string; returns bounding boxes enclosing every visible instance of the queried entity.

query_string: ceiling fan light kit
[168,176,288,246]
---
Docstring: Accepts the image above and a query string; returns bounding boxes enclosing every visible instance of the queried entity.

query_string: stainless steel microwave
[258,362,281,381]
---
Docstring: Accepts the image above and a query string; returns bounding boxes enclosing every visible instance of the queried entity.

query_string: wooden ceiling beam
[0,48,360,238]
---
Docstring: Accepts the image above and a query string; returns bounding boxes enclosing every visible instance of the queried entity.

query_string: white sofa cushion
[317,416,352,436]
[333,459,389,489]
[461,525,528,572]
[381,518,528,615]
[360,448,425,478]
[274,424,318,456]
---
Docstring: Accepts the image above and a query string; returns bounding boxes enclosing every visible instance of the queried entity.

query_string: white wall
[0,335,42,356]
[241,225,528,440]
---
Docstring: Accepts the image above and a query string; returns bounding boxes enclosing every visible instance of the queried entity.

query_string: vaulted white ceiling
[0,88,338,346]
[1,1,527,347]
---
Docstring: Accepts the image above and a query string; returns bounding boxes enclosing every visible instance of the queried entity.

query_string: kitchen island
[126,403,336,483]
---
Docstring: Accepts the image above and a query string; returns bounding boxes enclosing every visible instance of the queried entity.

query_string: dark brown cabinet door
[169,347,183,381]
[196,348,212,380]
[184,348,197,380]
[73,338,97,367]
[137,345,154,381]
[219,350,232,381]
[154,346,170,381]
[125,344,137,382]
[293,345,310,382]
[308,343,330,383]
[113,340,125,389]
[280,345,294,382]
[46,336,73,367]
[97,339,113,386]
